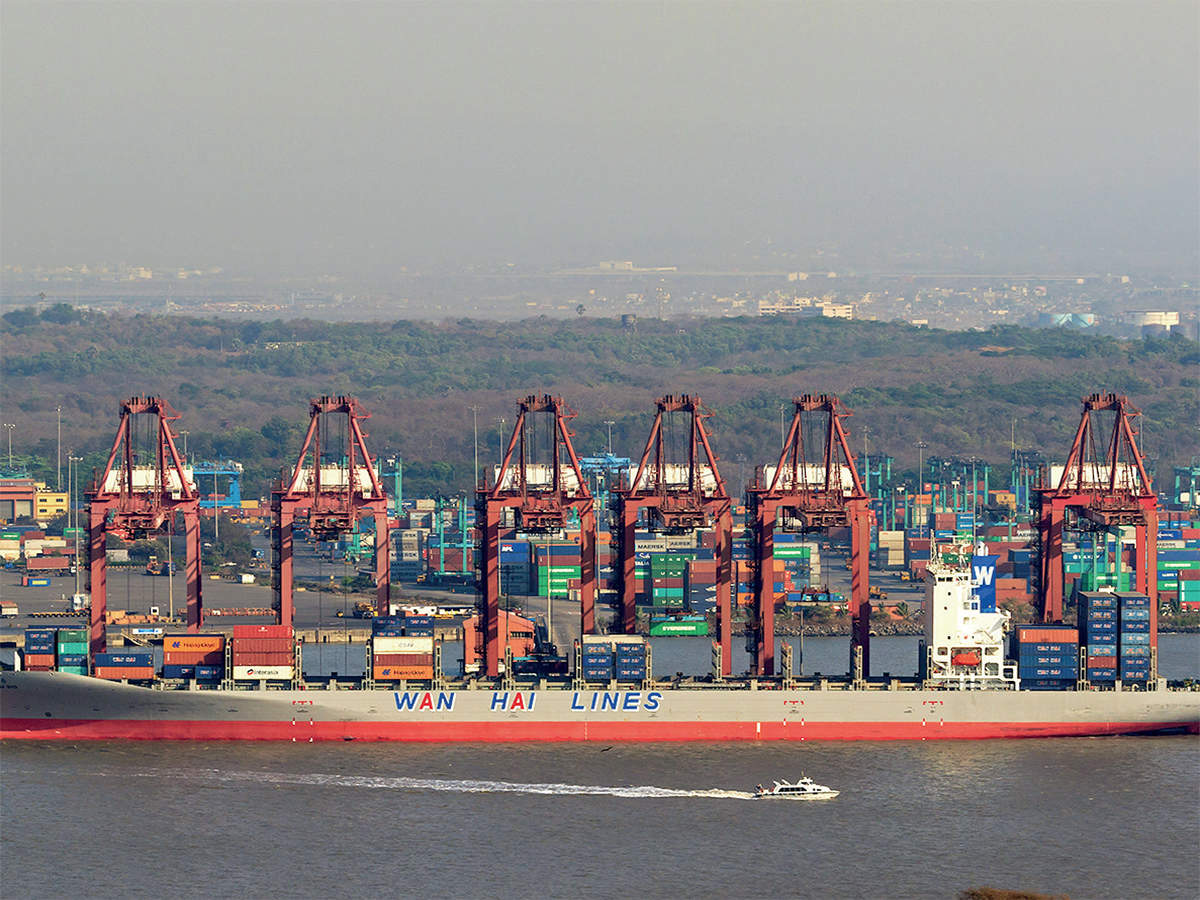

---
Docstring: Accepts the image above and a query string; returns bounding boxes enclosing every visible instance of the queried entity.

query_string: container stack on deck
[580,636,613,681]
[231,624,294,680]
[162,633,225,682]
[55,628,89,676]
[21,628,56,671]
[93,651,154,681]
[1013,624,1079,690]
[1078,591,1118,683]
[1115,591,1153,683]
[371,617,434,680]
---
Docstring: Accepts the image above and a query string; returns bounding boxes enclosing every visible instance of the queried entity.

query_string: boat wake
[136,768,756,800]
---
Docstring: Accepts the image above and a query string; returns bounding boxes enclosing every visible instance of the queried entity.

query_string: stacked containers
[499,540,532,595]
[371,616,405,638]
[372,635,434,680]
[402,614,435,637]
[56,628,89,675]
[22,627,57,670]
[613,639,647,682]
[162,633,225,680]
[93,651,155,680]
[580,636,613,681]
[650,553,688,609]
[536,543,582,600]
[1077,591,1118,682]
[231,624,294,680]
[1013,624,1078,689]
[1114,591,1153,682]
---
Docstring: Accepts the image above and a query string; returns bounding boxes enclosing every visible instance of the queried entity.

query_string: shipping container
[94,666,155,680]
[1014,626,1079,643]
[195,665,222,681]
[232,665,294,680]
[372,636,434,654]
[93,652,153,667]
[372,653,434,666]
[372,665,433,680]
[232,624,294,639]
[162,664,197,679]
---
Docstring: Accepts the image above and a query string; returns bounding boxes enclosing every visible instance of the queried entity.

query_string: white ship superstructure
[923,543,1017,688]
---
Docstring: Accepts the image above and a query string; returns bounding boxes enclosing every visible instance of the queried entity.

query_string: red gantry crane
[476,395,597,678]
[271,396,390,628]
[85,396,201,655]
[612,395,734,675]
[746,394,871,679]
[1038,393,1158,633]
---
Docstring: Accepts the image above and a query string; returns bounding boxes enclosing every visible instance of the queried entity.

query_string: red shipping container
[25,556,71,571]
[23,664,54,671]
[372,653,434,666]
[19,531,46,542]
[1180,527,1200,539]
[163,651,223,666]
[94,666,155,680]
[233,637,292,653]
[1179,570,1200,582]
[233,625,293,639]
[22,653,56,667]
[1086,655,1118,667]
[1016,626,1079,643]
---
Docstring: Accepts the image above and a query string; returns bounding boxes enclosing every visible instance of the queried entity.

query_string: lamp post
[779,404,787,446]
[2,423,13,467]
[469,406,480,488]
[496,417,506,463]
[179,430,189,457]
[69,454,83,597]
[915,440,928,536]
[56,406,62,490]
[603,421,615,455]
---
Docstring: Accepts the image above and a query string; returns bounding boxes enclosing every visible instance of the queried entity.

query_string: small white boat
[753,777,839,800]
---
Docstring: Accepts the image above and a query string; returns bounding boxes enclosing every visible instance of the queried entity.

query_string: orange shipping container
[94,666,155,680]
[372,653,434,666]
[163,634,225,652]
[373,665,434,680]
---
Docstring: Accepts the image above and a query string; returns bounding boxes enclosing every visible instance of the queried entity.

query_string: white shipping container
[372,636,434,653]
[239,573,256,584]
[233,665,293,680]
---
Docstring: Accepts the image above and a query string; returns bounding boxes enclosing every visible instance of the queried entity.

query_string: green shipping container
[57,629,88,642]
[56,642,89,655]
[649,619,709,636]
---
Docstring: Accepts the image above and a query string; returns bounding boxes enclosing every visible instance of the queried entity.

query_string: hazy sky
[2,1,1197,275]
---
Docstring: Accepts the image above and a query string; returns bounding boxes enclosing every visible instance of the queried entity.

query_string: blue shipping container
[1085,642,1118,655]
[94,653,152,666]
[1122,608,1150,621]
[1020,666,1078,678]
[1086,668,1117,680]
[56,653,87,666]
[195,665,222,680]
[1121,633,1151,646]
[1121,620,1151,633]
[162,665,196,679]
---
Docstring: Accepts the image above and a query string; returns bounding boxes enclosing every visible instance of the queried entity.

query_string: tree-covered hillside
[3,305,1197,498]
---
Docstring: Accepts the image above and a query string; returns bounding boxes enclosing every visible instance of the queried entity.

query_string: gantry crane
[612,395,733,674]
[476,395,597,677]
[1037,393,1158,632]
[271,396,390,628]
[746,394,871,679]
[85,396,201,654]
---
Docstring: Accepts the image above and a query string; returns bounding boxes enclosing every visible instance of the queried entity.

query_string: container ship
[4,567,1198,742]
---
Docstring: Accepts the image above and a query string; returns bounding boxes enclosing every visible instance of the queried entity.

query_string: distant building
[1037,313,1098,329]
[1129,310,1180,328]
